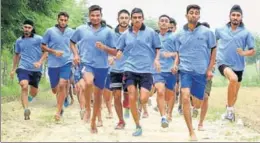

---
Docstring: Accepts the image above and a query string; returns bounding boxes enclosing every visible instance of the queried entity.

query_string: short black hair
[58,12,69,18]
[201,22,210,28]
[89,5,102,14]
[186,4,201,14]
[159,14,170,21]
[131,8,144,18]
[118,9,130,18]
[169,17,177,26]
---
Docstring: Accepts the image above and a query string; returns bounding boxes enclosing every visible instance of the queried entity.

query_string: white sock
[162,116,166,119]
[227,106,234,112]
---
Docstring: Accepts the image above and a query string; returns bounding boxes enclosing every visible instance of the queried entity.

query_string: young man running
[10,19,47,120]
[70,5,117,133]
[110,9,131,129]
[216,5,255,122]
[116,8,161,136]
[42,12,74,121]
[174,5,216,141]
[192,22,214,131]
[153,14,178,126]
[168,17,177,33]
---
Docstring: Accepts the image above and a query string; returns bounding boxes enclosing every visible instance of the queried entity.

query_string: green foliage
[144,17,158,30]
[1,0,88,98]
[1,0,87,51]
[246,35,260,64]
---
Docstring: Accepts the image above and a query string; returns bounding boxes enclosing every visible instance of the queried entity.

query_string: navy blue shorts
[48,63,72,89]
[180,70,207,100]
[153,72,177,90]
[74,65,83,84]
[124,71,153,91]
[110,72,125,91]
[105,74,111,90]
[82,64,108,90]
[16,68,42,88]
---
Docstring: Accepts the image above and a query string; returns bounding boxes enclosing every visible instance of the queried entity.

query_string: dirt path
[1,88,260,142]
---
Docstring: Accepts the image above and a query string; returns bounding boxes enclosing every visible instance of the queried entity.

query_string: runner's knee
[20,82,29,91]
[229,75,238,83]
[182,95,190,105]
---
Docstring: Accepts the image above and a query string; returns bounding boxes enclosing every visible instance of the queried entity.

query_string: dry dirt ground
[1,87,260,142]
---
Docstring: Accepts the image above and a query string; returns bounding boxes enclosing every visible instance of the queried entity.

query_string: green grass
[206,107,226,121]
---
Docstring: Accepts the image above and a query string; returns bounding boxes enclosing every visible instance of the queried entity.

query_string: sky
[87,0,260,34]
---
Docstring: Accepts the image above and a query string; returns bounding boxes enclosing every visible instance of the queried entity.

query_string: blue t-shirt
[42,25,74,68]
[15,34,43,72]
[176,24,216,74]
[158,31,178,72]
[70,23,115,68]
[116,24,162,73]
[110,26,127,73]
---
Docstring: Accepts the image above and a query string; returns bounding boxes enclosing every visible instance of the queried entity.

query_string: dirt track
[1,88,260,142]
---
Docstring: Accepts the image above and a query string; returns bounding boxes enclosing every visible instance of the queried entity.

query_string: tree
[246,35,260,64]
[144,17,158,30]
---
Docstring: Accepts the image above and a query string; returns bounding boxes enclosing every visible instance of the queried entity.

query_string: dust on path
[1,89,260,142]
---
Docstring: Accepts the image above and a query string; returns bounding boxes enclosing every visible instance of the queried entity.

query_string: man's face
[118,13,130,28]
[23,24,33,36]
[168,23,176,32]
[57,15,68,28]
[89,10,102,25]
[186,8,200,24]
[230,12,242,26]
[158,17,170,30]
[131,13,143,27]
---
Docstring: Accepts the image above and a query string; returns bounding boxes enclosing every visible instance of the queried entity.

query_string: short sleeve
[207,30,217,49]
[14,40,21,54]
[70,27,82,44]
[246,32,255,49]
[42,29,51,45]
[152,31,162,49]
[116,33,126,51]
[106,30,116,48]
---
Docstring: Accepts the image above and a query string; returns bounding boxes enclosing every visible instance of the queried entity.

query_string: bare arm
[207,47,217,71]
[70,41,79,56]
[155,48,160,60]
[242,49,256,56]
[70,41,80,65]
[12,53,20,71]
[38,52,48,64]
[41,44,56,54]
[174,52,179,66]
[103,46,117,56]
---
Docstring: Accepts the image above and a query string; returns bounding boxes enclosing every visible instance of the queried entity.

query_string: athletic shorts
[180,70,207,100]
[153,72,177,90]
[110,72,127,92]
[16,68,42,88]
[218,64,243,82]
[124,71,153,91]
[105,74,111,90]
[48,62,72,88]
[81,64,108,90]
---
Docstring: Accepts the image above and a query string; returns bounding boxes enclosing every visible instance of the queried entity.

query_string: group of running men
[10,3,255,141]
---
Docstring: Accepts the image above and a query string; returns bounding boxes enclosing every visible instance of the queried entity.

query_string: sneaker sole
[132,131,142,136]
[24,110,31,120]
[161,122,169,128]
